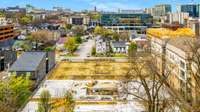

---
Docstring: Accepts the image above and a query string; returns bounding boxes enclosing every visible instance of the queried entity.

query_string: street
[75,39,95,58]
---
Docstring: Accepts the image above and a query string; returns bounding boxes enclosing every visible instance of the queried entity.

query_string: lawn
[48,61,132,80]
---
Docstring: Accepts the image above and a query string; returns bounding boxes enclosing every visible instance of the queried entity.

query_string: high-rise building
[154,4,172,17]
[179,4,199,17]
[145,4,171,17]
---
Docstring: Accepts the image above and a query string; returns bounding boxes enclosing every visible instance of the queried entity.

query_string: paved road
[75,39,95,58]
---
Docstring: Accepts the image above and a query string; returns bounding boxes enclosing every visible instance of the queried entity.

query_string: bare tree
[162,39,200,112]
[119,53,176,112]
[29,30,55,50]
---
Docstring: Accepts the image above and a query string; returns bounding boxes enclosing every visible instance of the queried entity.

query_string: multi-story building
[65,14,90,25]
[154,4,172,17]
[167,12,189,25]
[147,27,200,102]
[0,24,17,49]
[179,4,199,17]
[100,12,153,33]
[0,24,18,71]
[145,4,171,17]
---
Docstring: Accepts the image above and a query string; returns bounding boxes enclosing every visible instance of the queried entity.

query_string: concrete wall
[47,51,56,72]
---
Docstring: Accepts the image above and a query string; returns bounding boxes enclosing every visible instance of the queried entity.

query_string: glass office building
[100,12,153,33]
[180,4,199,17]
[101,13,153,27]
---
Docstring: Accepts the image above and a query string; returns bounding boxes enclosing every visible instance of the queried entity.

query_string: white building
[110,41,129,53]
[95,36,110,54]
[167,12,189,24]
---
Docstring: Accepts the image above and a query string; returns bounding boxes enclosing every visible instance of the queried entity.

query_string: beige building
[61,14,90,25]
[147,27,200,103]
[167,12,189,24]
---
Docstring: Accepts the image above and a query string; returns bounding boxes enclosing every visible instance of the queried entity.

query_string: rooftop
[167,37,200,52]
[147,28,195,39]
[111,41,127,48]
[9,52,46,71]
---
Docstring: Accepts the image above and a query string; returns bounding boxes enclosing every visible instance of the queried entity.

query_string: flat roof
[9,52,46,72]
[147,28,195,38]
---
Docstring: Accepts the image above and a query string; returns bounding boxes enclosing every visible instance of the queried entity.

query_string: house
[110,41,129,53]
[130,32,149,51]
[95,36,110,54]
[9,51,55,85]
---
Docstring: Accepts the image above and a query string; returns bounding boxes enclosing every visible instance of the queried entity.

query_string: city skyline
[1,0,200,11]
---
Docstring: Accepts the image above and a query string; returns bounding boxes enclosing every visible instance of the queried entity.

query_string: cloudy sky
[0,0,199,11]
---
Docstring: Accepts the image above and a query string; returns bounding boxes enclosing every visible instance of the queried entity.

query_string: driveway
[75,39,95,58]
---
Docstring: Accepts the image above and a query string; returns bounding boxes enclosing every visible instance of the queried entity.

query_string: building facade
[179,4,199,17]
[145,4,171,17]
[110,41,129,53]
[9,51,55,85]
[167,12,189,24]
[147,27,200,103]
[100,12,153,33]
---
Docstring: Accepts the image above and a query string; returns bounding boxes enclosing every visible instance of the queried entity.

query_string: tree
[128,42,137,57]
[64,37,77,54]
[37,89,52,112]
[119,31,130,41]
[94,26,104,35]
[161,40,200,112]
[63,91,75,112]
[65,24,73,30]
[29,30,55,50]
[91,47,96,56]
[75,35,82,44]
[19,16,32,26]
[112,32,120,41]
[119,54,175,112]
[0,75,32,112]
[72,25,85,36]
[88,12,101,20]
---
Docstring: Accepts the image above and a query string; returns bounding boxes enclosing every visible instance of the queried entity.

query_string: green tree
[63,91,75,112]
[37,89,52,112]
[128,42,137,57]
[0,74,31,112]
[64,37,77,54]
[94,26,104,35]
[112,32,120,41]
[88,12,101,20]
[19,16,32,26]
[91,47,96,56]
[65,24,73,30]
[75,35,82,44]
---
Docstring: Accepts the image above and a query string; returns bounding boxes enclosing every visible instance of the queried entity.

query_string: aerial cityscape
[0,0,200,112]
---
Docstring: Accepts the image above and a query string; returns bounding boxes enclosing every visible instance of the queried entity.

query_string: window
[180,61,185,69]
[180,70,186,80]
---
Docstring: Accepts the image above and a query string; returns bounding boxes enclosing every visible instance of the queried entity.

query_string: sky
[1,0,200,11]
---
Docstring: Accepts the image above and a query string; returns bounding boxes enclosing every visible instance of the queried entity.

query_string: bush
[75,35,82,44]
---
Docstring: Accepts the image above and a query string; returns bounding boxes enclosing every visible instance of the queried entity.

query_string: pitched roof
[112,41,127,48]
[167,37,200,52]
[9,52,46,71]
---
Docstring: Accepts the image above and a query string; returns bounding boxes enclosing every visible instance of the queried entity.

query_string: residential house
[95,36,110,54]
[110,41,129,53]
[9,51,55,85]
